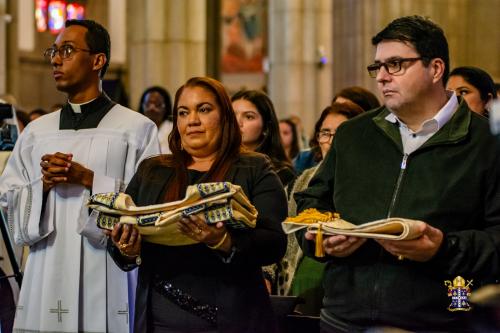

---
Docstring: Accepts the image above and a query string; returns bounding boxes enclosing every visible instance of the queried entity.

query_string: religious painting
[220,0,267,92]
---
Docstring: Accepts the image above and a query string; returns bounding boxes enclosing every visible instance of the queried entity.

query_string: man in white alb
[0,19,159,332]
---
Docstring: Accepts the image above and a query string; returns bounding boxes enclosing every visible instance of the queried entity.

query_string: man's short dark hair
[65,19,111,79]
[372,15,449,84]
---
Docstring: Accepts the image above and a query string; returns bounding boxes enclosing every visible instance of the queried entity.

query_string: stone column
[127,0,207,109]
[268,0,333,137]
[108,0,126,65]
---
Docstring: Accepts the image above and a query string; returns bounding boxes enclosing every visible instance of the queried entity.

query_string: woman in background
[138,86,173,153]
[295,86,378,174]
[332,86,380,112]
[279,118,300,162]
[232,90,296,187]
[15,110,30,132]
[447,66,497,117]
[294,88,373,174]
[29,108,48,122]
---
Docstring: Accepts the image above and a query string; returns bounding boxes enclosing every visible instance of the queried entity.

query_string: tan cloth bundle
[283,208,424,256]
[88,182,257,246]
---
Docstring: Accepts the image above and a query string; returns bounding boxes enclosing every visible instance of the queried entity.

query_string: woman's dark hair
[65,19,110,79]
[138,86,173,122]
[279,119,300,160]
[163,77,242,201]
[231,89,293,172]
[372,15,449,84]
[333,86,380,111]
[449,66,497,104]
[309,102,364,162]
[16,111,30,127]
[29,108,47,118]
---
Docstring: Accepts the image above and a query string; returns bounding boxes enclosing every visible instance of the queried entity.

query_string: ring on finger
[196,228,202,234]
[397,254,405,261]
[119,243,131,250]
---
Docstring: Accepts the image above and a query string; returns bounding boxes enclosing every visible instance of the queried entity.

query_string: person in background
[294,86,377,174]
[232,89,296,187]
[138,86,173,153]
[50,103,64,112]
[447,66,497,117]
[15,111,30,132]
[277,102,363,315]
[0,19,159,333]
[294,101,364,174]
[29,108,48,122]
[332,86,381,112]
[296,15,500,332]
[289,114,309,150]
[279,118,300,162]
[108,76,287,333]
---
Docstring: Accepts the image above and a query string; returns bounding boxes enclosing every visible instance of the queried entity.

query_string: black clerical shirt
[59,93,116,130]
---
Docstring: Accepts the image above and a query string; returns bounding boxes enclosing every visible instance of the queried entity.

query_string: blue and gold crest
[444,276,473,312]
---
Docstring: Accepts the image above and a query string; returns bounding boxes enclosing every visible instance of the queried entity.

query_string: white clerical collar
[385,91,458,133]
[68,97,98,114]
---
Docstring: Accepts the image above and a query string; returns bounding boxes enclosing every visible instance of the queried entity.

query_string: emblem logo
[444,276,473,312]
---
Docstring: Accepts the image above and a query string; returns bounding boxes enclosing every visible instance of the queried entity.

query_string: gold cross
[49,300,69,323]
[117,302,129,324]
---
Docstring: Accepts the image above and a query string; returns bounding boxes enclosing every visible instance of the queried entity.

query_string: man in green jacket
[296,15,500,332]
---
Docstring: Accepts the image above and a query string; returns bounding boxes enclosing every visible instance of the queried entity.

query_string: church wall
[3,0,499,121]
[331,0,500,108]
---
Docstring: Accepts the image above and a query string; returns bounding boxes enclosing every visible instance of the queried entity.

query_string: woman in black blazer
[108,77,288,333]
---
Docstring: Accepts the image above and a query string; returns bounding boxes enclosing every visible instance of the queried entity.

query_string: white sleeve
[134,122,161,173]
[91,122,160,194]
[80,122,160,243]
[0,132,52,246]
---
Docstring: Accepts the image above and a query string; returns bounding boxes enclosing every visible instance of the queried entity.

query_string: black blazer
[110,153,288,333]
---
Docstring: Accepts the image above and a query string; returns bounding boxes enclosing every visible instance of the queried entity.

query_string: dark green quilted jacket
[296,100,500,331]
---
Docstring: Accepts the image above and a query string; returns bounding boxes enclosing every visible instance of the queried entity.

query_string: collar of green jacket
[372,98,471,153]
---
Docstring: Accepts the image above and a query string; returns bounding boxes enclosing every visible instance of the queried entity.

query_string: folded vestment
[88,182,258,246]
[283,208,424,240]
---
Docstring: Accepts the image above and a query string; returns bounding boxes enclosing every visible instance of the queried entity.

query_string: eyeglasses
[317,130,335,143]
[43,44,92,61]
[367,57,424,78]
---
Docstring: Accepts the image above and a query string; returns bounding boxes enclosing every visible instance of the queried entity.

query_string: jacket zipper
[386,153,409,218]
[371,153,409,321]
